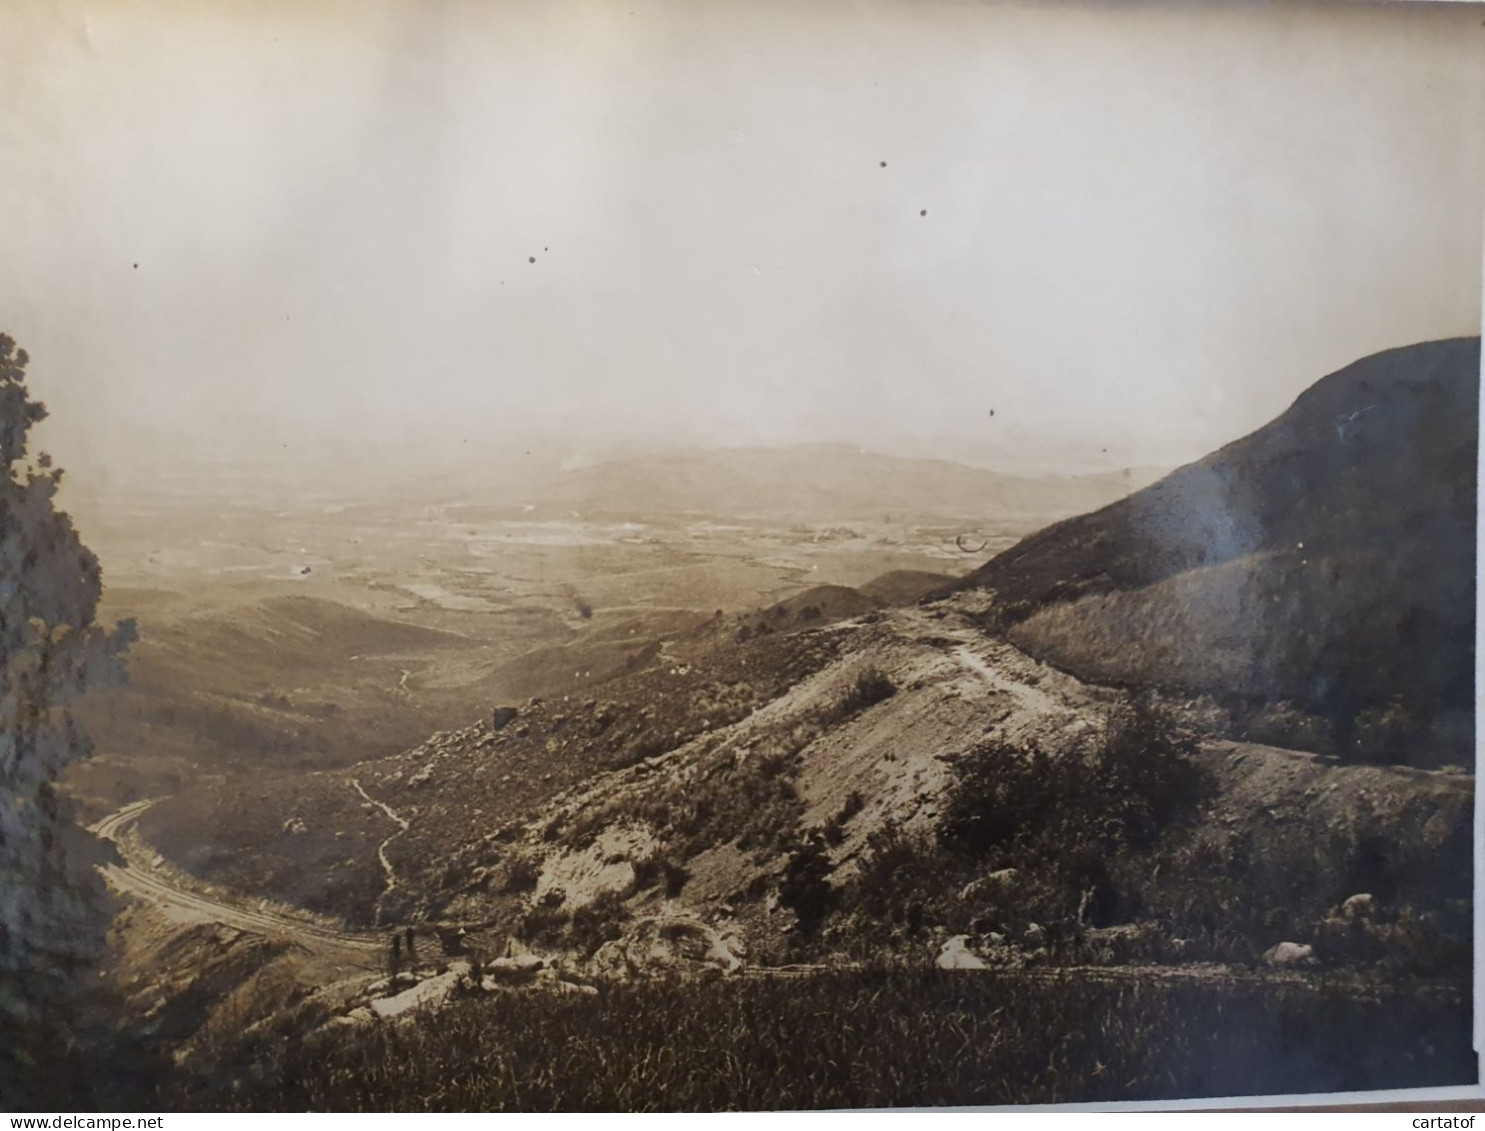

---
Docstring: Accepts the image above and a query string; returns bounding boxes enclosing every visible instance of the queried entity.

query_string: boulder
[590,939,637,980]
[369,968,464,1017]
[1084,921,1168,963]
[1263,941,1317,967]
[961,868,1022,902]
[1336,893,1378,923]
[588,916,743,979]
[321,1006,377,1032]
[485,954,545,984]
[936,935,988,970]
[491,706,520,730]
[542,978,599,997]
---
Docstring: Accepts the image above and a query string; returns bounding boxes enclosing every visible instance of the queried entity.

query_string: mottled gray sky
[4,0,1482,486]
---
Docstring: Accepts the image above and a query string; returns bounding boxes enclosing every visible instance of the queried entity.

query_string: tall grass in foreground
[177,969,1472,1112]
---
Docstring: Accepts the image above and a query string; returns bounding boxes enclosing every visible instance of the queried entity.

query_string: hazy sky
[3,0,1483,486]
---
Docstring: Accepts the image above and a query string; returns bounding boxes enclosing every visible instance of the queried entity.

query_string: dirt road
[91,800,384,954]
[950,641,1065,719]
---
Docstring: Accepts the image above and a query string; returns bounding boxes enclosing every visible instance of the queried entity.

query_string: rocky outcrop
[1263,941,1317,967]
[589,916,743,979]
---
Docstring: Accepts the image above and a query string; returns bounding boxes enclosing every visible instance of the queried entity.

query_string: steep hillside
[963,338,1478,762]
[69,596,509,815]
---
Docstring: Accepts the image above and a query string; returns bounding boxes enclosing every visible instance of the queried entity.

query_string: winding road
[91,799,384,954]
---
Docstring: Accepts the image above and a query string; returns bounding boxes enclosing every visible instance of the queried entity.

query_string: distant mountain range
[524,443,1159,522]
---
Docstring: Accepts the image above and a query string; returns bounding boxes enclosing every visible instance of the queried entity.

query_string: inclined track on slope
[91,799,383,953]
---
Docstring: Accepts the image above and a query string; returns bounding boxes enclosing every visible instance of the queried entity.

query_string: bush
[923,700,1212,935]
[1350,697,1416,764]
[518,904,570,946]
[821,791,866,847]
[941,700,1206,861]
[632,853,691,898]
[502,854,541,894]
[779,834,835,933]
[569,891,632,958]
[1093,701,1207,849]
[1134,798,1473,973]
[939,740,1064,858]
[839,824,944,931]
[662,860,691,898]
[837,667,897,718]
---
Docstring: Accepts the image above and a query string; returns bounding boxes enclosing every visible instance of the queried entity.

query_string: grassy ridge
[178,969,1472,1111]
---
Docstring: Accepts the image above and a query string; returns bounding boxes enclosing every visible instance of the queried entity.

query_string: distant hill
[528,444,1143,522]
[767,584,880,622]
[963,338,1479,762]
[858,569,956,605]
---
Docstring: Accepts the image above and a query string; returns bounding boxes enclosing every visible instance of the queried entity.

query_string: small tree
[0,335,135,1102]
[779,833,835,933]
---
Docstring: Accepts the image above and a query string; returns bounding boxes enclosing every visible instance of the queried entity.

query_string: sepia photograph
[1,0,1482,1113]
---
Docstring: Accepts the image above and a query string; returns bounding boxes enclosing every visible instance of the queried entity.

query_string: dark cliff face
[965,337,1479,740]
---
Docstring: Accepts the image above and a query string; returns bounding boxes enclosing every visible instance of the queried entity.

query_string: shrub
[941,700,1206,861]
[837,667,897,718]
[779,834,835,933]
[569,891,633,958]
[822,790,868,847]
[841,824,943,930]
[939,740,1064,858]
[518,904,570,946]
[632,853,691,898]
[925,700,1211,935]
[502,854,541,894]
[1351,697,1416,764]
[1092,701,1207,849]
[662,860,691,898]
